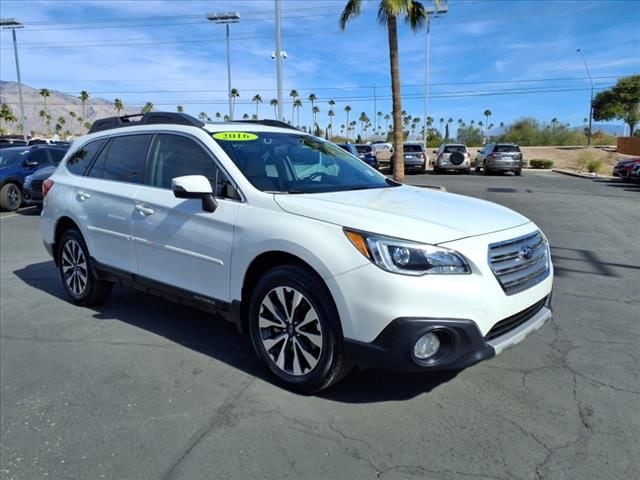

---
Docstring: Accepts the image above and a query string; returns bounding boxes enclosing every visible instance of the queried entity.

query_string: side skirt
[92,259,243,330]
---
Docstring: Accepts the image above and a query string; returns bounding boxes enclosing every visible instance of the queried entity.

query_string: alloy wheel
[258,286,323,376]
[61,239,88,297]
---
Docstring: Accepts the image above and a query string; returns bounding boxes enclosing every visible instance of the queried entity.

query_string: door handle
[77,191,91,201]
[135,204,155,216]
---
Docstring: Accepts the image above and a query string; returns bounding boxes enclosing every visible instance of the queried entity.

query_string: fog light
[414,332,440,360]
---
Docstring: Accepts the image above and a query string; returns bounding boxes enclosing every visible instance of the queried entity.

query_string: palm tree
[341,2,429,179]
[39,110,47,133]
[114,98,124,116]
[312,106,320,135]
[57,116,66,129]
[141,102,154,114]
[242,113,250,119]
[439,118,445,137]
[177,105,184,113]
[198,112,208,121]
[293,98,303,127]
[483,109,492,141]
[223,115,230,121]
[215,112,222,121]
[270,98,278,119]
[79,91,89,119]
[308,93,317,129]
[344,105,352,139]
[289,90,299,125]
[252,94,263,119]
[230,88,239,119]
[39,88,50,113]
[328,109,335,137]
[0,104,17,133]
[384,114,390,133]
[359,112,367,138]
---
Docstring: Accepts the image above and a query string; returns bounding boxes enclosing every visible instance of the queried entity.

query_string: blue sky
[1,0,639,135]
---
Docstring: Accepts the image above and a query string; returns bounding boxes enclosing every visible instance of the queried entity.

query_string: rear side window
[66,139,106,175]
[28,149,51,166]
[443,145,467,153]
[88,135,151,183]
[355,145,372,154]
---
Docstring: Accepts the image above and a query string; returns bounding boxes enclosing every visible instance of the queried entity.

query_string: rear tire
[483,167,491,175]
[515,169,522,176]
[0,183,22,211]
[248,265,349,393]
[57,228,112,306]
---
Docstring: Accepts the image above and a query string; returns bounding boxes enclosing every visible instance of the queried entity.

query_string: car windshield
[495,145,521,153]
[444,145,467,153]
[0,148,29,168]
[213,132,395,194]
[404,144,424,153]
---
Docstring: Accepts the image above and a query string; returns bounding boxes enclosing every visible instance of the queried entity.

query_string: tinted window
[66,139,106,175]
[443,145,467,153]
[495,145,521,153]
[28,149,51,166]
[90,135,151,183]
[355,145,372,154]
[404,144,424,153]
[49,149,67,165]
[147,134,237,199]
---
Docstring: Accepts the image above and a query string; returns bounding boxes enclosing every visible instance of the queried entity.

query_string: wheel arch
[53,216,81,266]
[238,250,334,335]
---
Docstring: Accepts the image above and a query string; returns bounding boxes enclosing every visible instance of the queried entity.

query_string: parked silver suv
[475,143,524,176]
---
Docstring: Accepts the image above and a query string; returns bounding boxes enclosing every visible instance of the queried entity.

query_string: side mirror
[172,175,217,213]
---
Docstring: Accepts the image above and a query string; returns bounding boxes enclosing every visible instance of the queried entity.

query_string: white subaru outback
[41,112,553,393]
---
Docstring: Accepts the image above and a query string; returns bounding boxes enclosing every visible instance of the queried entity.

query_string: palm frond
[339,0,363,30]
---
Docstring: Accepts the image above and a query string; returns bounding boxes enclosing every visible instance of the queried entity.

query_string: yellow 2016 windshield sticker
[212,132,258,141]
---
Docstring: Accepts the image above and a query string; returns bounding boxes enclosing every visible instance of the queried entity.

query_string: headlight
[344,229,470,275]
[24,175,33,186]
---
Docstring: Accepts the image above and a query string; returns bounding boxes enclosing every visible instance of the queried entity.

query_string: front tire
[249,265,349,393]
[0,183,22,211]
[515,169,522,176]
[57,228,112,306]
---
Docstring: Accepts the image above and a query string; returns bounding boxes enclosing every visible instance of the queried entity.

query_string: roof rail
[88,112,205,134]
[236,119,299,131]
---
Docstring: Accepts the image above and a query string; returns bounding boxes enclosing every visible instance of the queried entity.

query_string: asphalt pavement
[1,171,638,480]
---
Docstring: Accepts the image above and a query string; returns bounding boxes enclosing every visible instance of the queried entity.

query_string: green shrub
[577,150,595,170]
[586,159,604,173]
[529,159,554,169]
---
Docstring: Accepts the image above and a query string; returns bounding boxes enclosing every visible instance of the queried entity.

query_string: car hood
[273,185,530,244]
[30,165,57,180]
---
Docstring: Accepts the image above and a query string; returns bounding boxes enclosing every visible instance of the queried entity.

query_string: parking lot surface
[1,171,638,480]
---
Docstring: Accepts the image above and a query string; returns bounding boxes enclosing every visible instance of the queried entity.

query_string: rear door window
[88,135,152,183]
[403,145,423,153]
[495,145,521,153]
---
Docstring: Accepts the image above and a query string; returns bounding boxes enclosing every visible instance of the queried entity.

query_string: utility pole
[576,48,593,147]
[1,18,27,140]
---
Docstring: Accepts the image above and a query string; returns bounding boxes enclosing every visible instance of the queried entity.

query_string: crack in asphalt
[159,377,256,480]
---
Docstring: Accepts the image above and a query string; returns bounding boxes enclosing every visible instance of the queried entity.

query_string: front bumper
[345,295,552,371]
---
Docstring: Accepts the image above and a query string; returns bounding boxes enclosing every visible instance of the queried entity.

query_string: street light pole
[576,48,593,147]
[206,12,240,120]
[1,18,27,141]
[422,1,448,149]
[274,0,284,122]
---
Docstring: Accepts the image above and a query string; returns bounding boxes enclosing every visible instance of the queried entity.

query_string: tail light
[43,179,54,198]
[488,153,498,159]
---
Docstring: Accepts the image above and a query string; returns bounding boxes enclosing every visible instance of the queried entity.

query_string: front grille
[488,231,550,295]
[485,297,547,340]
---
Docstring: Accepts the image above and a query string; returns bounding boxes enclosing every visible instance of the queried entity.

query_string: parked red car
[612,157,640,180]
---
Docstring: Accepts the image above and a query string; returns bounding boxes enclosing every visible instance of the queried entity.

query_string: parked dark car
[630,162,640,183]
[0,137,28,149]
[390,142,428,174]
[23,164,58,208]
[475,143,524,175]
[612,158,640,180]
[0,145,69,211]
[337,143,379,169]
[354,144,379,169]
